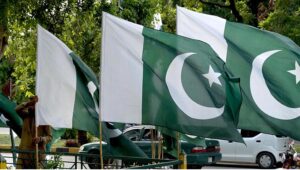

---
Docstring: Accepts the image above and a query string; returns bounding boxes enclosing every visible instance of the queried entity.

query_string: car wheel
[257,152,275,169]
[87,150,100,169]
[86,150,120,169]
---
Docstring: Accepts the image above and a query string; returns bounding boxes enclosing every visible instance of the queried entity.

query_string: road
[203,162,259,169]
[0,127,10,134]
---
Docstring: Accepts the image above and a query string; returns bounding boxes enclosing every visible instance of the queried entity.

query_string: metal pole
[9,128,16,166]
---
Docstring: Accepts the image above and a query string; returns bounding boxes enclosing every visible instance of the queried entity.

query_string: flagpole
[35,25,39,169]
[99,11,106,169]
[99,120,103,169]
[150,128,155,159]
[35,126,39,168]
[8,78,17,166]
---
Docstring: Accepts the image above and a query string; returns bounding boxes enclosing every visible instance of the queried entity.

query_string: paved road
[203,162,259,169]
[0,127,10,134]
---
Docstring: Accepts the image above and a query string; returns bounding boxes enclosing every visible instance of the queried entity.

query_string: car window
[124,129,141,141]
[241,129,259,138]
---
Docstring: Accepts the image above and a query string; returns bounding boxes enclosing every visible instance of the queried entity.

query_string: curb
[0,145,79,153]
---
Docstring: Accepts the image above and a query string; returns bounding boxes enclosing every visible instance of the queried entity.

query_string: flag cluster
[34,6,300,142]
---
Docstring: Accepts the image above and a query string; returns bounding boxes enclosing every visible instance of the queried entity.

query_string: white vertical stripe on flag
[101,13,144,124]
[36,25,76,128]
[176,6,228,61]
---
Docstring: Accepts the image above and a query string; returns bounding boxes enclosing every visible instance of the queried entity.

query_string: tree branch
[228,0,243,22]
[198,0,230,9]
[199,0,243,22]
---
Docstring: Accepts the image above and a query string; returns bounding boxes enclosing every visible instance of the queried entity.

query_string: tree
[260,0,300,45]
[0,0,8,59]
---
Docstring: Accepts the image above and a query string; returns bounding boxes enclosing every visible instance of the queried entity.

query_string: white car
[218,129,289,168]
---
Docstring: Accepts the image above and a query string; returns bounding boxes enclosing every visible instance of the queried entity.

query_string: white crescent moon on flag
[250,50,300,120]
[166,52,224,120]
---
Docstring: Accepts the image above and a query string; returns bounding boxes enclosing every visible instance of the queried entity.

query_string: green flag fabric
[0,92,22,136]
[101,13,243,142]
[177,6,300,140]
[158,127,206,147]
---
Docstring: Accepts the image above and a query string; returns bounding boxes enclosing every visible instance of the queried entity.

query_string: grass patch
[0,134,20,145]
[0,134,65,147]
[295,144,300,152]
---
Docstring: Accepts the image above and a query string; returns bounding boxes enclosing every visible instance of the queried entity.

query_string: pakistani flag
[36,26,148,158]
[177,7,300,140]
[36,25,99,137]
[101,13,243,142]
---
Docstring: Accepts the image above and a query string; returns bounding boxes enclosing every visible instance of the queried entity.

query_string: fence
[0,148,181,169]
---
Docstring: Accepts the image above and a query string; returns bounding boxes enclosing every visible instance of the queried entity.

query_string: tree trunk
[0,0,8,58]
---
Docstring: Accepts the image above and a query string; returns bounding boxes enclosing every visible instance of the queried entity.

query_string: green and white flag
[101,13,243,142]
[36,25,99,137]
[0,92,22,136]
[177,7,300,140]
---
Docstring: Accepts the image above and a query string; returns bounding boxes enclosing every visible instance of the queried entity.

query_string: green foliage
[160,0,203,33]
[5,22,37,101]
[44,154,64,169]
[201,0,236,22]
[119,0,159,27]
[0,0,8,32]
[0,57,12,86]
[61,129,77,139]
[160,3,176,33]
[60,8,101,73]
[260,0,300,45]
[235,0,255,25]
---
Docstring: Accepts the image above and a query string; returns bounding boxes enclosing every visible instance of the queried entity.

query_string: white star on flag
[288,61,300,84]
[203,65,222,87]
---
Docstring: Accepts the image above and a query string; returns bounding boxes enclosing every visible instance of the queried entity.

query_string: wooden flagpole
[99,119,103,169]
[35,24,39,169]
[35,127,39,168]
[99,11,106,169]
[150,129,155,159]
[9,78,17,166]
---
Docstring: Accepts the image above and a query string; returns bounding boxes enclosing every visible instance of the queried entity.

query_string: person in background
[16,96,52,169]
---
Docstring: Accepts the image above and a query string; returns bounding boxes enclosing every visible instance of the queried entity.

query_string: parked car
[218,129,289,168]
[78,125,222,168]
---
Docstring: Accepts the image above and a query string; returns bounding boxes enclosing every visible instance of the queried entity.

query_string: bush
[61,129,76,139]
